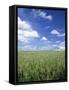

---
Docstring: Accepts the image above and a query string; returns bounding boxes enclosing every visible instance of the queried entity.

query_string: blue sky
[18,8,65,51]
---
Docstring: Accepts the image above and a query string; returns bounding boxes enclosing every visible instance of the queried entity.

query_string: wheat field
[18,51,65,82]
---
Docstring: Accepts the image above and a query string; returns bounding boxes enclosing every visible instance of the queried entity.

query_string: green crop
[18,51,65,82]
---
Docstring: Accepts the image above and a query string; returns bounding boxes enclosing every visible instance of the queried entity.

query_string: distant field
[18,51,65,82]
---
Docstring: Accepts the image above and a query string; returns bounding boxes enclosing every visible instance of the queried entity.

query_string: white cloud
[51,29,65,37]
[57,33,65,37]
[45,15,52,21]
[18,17,22,24]
[23,30,39,38]
[53,41,65,51]
[18,17,65,51]
[18,29,39,43]
[59,41,65,46]
[59,46,65,50]
[18,17,32,30]
[38,10,46,17]
[18,17,39,44]
[51,30,60,35]
[40,40,65,51]
[41,37,47,41]
[18,29,30,43]
[32,9,52,21]
[18,29,39,44]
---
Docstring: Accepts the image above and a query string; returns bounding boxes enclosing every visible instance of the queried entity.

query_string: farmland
[18,51,65,82]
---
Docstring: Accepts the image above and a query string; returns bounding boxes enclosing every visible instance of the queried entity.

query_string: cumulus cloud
[58,41,65,50]
[41,36,47,41]
[59,46,65,50]
[45,15,52,21]
[39,40,65,51]
[57,33,65,37]
[18,17,39,44]
[18,30,30,43]
[51,30,60,35]
[18,17,65,51]
[51,29,65,37]
[52,41,65,51]
[18,17,31,31]
[22,30,39,38]
[32,9,52,21]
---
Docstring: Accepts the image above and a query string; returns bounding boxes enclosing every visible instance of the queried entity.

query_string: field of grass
[18,51,65,82]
